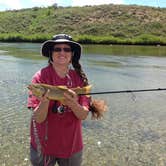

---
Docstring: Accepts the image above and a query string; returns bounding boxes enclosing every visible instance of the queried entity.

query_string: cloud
[0,0,22,9]
[72,0,124,6]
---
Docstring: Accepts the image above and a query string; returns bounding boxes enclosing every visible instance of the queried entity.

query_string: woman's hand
[34,89,50,123]
[39,89,50,103]
[63,89,78,108]
[28,84,49,103]
[63,89,89,120]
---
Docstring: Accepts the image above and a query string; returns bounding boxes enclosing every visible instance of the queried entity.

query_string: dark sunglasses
[52,47,72,53]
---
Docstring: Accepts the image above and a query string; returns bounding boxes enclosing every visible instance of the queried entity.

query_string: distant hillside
[0,4,166,45]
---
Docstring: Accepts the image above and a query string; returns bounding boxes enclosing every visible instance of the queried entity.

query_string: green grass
[0,4,166,45]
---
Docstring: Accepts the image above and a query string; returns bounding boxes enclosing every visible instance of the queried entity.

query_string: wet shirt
[27,64,90,158]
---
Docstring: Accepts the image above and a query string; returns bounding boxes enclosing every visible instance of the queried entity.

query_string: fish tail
[74,85,92,95]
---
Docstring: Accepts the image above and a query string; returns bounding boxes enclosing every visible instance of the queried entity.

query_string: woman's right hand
[28,84,50,103]
[39,89,50,103]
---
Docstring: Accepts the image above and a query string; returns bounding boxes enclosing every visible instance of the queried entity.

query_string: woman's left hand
[63,89,78,108]
[63,89,89,120]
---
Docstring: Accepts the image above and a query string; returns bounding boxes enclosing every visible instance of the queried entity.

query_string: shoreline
[0,34,166,46]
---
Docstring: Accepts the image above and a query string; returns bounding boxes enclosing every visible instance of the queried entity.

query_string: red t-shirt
[27,64,90,158]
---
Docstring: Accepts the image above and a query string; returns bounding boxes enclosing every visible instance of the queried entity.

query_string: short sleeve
[27,71,42,109]
[79,95,90,110]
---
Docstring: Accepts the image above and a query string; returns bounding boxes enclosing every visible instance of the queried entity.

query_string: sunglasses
[52,47,72,53]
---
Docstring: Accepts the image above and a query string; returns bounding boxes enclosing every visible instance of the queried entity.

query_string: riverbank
[0,33,165,45]
[0,4,166,46]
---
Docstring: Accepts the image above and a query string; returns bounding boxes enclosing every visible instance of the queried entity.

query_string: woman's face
[51,43,72,66]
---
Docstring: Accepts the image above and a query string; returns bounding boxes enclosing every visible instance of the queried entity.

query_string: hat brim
[41,39,82,61]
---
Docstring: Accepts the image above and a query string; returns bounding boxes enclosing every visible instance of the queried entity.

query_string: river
[0,43,166,166]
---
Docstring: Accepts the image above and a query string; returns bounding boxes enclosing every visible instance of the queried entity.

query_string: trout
[28,83,92,101]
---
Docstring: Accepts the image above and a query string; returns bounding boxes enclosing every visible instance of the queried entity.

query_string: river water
[0,43,166,166]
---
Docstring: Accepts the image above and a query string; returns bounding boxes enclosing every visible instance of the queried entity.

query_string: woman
[27,34,105,166]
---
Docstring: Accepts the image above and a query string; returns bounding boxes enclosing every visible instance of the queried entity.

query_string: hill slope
[0,4,165,44]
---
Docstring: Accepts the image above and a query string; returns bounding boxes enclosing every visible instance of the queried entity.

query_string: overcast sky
[0,0,165,11]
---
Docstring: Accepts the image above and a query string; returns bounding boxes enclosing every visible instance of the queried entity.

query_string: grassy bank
[0,33,165,45]
[0,4,166,45]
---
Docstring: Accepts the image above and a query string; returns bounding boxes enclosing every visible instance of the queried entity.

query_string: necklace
[66,73,72,88]
[52,68,73,115]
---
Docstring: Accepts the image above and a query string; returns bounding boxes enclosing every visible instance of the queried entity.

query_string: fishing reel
[52,101,66,114]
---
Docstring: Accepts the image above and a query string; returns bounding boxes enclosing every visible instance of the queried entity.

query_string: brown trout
[28,83,92,101]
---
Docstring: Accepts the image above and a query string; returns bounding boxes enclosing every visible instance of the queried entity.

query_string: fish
[27,83,92,101]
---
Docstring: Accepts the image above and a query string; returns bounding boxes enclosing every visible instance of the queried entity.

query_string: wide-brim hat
[41,34,82,62]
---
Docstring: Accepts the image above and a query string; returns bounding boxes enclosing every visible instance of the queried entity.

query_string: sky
[0,0,165,11]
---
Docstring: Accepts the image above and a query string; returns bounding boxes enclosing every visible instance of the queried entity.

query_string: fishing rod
[79,88,166,96]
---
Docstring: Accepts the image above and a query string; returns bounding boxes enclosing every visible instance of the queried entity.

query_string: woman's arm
[33,99,49,123]
[29,87,50,123]
[63,89,89,120]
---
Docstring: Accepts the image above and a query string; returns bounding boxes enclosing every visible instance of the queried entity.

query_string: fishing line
[79,88,166,96]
